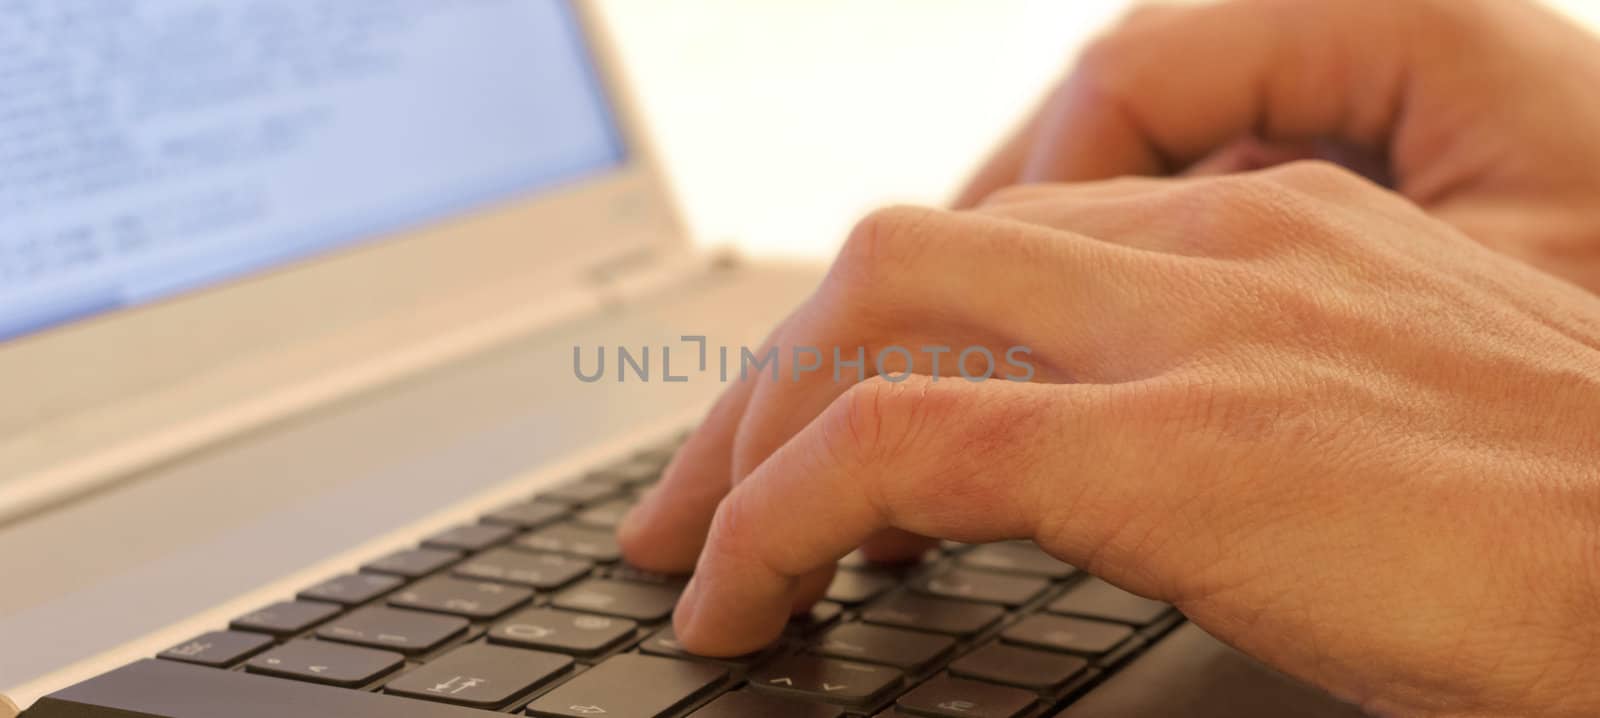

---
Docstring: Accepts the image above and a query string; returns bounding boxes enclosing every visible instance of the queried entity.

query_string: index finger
[672,375,1141,656]
[1034,0,1408,179]
[956,0,1418,202]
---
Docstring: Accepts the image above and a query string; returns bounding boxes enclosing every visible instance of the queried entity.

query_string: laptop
[0,2,1364,716]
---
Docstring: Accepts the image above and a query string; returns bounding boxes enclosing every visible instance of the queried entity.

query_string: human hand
[956,0,1600,294]
[619,163,1600,716]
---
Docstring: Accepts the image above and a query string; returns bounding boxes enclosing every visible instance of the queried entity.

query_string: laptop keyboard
[149,433,1186,717]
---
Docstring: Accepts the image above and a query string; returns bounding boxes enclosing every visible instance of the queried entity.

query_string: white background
[597,0,1600,260]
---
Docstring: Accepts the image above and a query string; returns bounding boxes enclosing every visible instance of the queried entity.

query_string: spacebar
[23,659,491,718]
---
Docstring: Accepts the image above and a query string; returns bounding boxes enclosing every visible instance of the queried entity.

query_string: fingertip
[672,574,788,658]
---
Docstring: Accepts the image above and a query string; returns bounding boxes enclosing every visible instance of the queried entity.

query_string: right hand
[956,0,1600,294]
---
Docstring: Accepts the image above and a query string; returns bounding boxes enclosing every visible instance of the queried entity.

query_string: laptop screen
[0,0,625,343]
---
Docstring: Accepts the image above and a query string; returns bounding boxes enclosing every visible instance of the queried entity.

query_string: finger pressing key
[673,375,1137,656]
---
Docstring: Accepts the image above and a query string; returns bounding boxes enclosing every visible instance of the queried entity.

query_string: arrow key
[246,639,402,687]
[749,655,902,709]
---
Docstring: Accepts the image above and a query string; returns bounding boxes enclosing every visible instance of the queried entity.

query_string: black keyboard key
[364,548,462,578]
[535,477,622,506]
[389,575,532,619]
[785,600,844,636]
[958,543,1077,579]
[691,691,845,717]
[607,563,688,587]
[633,444,679,465]
[482,501,570,529]
[157,630,273,667]
[454,548,593,589]
[488,607,637,656]
[298,573,405,606]
[1001,615,1133,655]
[813,622,955,672]
[824,570,896,605]
[588,456,666,486]
[861,593,1004,637]
[949,642,1089,693]
[640,626,767,666]
[424,523,517,552]
[575,498,636,529]
[552,578,679,621]
[230,600,341,636]
[246,639,403,687]
[895,675,1037,718]
[316,606,468,654]
[1047,578,1171,625]
[36,659,546,718]
[750,654,902,708]
[517,522,622,562]
[525,653,728,718]
[913,568,1048,607]
[384,643,573,708]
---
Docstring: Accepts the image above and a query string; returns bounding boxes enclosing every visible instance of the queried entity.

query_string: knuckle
[831,205,940,292]
[823,376,935,471]
[1162,170,1345,256]
[978,183,1049,208]
[1261,159,1369,195]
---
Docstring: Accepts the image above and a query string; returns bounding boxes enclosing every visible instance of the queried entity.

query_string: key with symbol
[453,548,593,590]
[524,653,728,718]
[229,600,341,636]
[516,522,622,562]
[362,547,462,579]
[246,639,403,687]
[535,477,623,506]
[956,542,1077,579]
[639,626,770,667]
[383,643,573,708]
[551,578,679,622]
[388,575,532,619]
[298,573,406,606]
[894,675,1038,718]
[823,570,896,605]
[482,501,571,530]
[749,654,903,709]
[912,567,1049,607]
[487,607,637,656]
[860,592,1005,637]
[423,523,518,552]
[574,498,636,529]
[156,630,273,667]
[948,642,1090,693]
[1001,614,1133,656]
[316,605,468,654]
[812,622,955,673]
[1046,577,1172,626]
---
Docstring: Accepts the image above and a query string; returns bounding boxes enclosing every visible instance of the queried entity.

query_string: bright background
[597,0,1600,260]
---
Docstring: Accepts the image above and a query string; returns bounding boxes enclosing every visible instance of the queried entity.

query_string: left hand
[618,162,1600,716]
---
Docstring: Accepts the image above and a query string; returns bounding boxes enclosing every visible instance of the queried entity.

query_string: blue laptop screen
[0,0,625,342]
